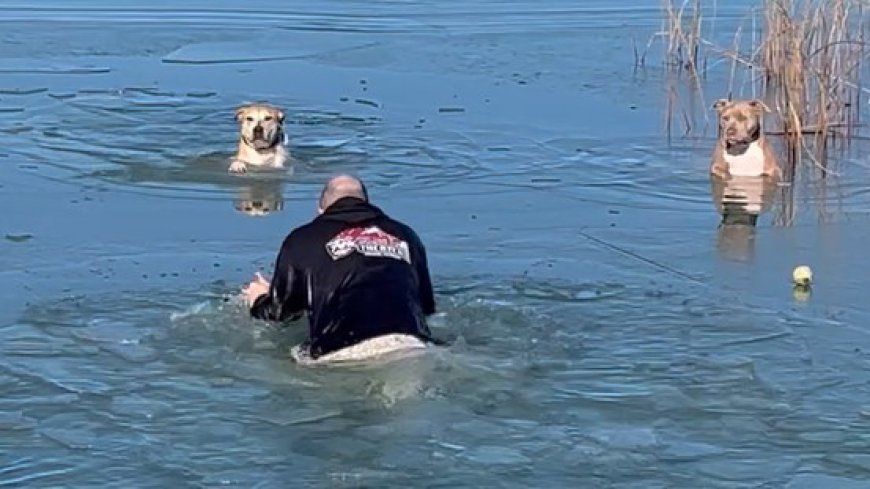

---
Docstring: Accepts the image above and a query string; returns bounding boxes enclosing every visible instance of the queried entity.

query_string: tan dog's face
[236,104,285,151]
[712,99,769,145]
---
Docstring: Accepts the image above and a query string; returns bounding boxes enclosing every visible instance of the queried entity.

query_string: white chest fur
[246,145,287,168]
[722,141,765,177]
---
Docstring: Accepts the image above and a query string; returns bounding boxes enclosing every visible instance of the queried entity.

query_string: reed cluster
[646,0,868,177]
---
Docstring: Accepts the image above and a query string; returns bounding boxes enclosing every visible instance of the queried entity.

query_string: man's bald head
[318,175,369,212]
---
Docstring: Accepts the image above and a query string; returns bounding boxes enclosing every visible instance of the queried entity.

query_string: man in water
[241,175,440,363]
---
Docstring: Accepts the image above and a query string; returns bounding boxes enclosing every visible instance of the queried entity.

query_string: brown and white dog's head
[712,98,770,149]
[235,103,285,151]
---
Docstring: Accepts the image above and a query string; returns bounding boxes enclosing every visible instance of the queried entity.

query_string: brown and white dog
[229,103,289,174]
[710,98,781,181]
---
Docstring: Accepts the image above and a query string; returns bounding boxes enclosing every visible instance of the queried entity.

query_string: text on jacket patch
[325,226,412,264]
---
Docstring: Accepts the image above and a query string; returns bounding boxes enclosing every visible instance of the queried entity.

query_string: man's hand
[241,272,270,308]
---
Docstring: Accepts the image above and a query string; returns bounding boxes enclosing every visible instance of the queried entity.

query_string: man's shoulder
[275,221,334,266]
[287,220,317,237]
[284,211,422,246]
[283,219,330,245]
[377,215,423,245]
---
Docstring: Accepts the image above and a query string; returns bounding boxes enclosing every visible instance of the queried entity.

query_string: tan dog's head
[236,104,285,151]
[712,99,770,146]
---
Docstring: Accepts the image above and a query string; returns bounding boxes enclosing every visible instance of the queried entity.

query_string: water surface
[2,1,870,487]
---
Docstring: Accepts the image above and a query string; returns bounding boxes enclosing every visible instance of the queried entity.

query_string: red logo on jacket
[325,226,411,264]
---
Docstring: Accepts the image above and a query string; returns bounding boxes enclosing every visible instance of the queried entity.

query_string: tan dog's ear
[748,99,771,113]
[712,99,730,113]
[277,110,285,124]
[235,105,250,122]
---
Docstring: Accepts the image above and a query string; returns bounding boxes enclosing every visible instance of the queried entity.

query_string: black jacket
[250,197,437,359]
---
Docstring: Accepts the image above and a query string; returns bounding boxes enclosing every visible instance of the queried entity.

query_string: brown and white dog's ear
[712,99,730,113]
[276,110,285,124]
[747,99,771,113]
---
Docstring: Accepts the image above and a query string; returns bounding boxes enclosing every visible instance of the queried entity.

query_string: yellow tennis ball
[792,265,813,286]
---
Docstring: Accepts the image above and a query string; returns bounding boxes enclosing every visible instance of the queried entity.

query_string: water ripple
[0,273,866,486]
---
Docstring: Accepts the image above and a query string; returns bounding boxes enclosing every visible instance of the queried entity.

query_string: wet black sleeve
[412,233,436,316]
[249,235,307,323]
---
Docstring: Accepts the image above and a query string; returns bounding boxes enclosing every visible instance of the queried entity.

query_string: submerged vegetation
[641,0,868,181]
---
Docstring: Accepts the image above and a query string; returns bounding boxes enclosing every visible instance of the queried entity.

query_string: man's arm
[250,236,307,322]
[412,234,436,316]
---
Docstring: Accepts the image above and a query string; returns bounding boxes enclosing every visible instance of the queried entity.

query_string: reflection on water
[232,175,287,217]
[4,276,868,487]
[710,174,778,262]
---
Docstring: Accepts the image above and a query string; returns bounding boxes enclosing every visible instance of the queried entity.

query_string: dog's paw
[229,160,247,174]
[710,167,732,181]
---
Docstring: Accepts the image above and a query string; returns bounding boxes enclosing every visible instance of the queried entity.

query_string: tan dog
[710,99,781,181]
[229,104,289,174]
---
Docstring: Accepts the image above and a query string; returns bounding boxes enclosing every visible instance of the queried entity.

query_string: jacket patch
[325,226,411,264]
